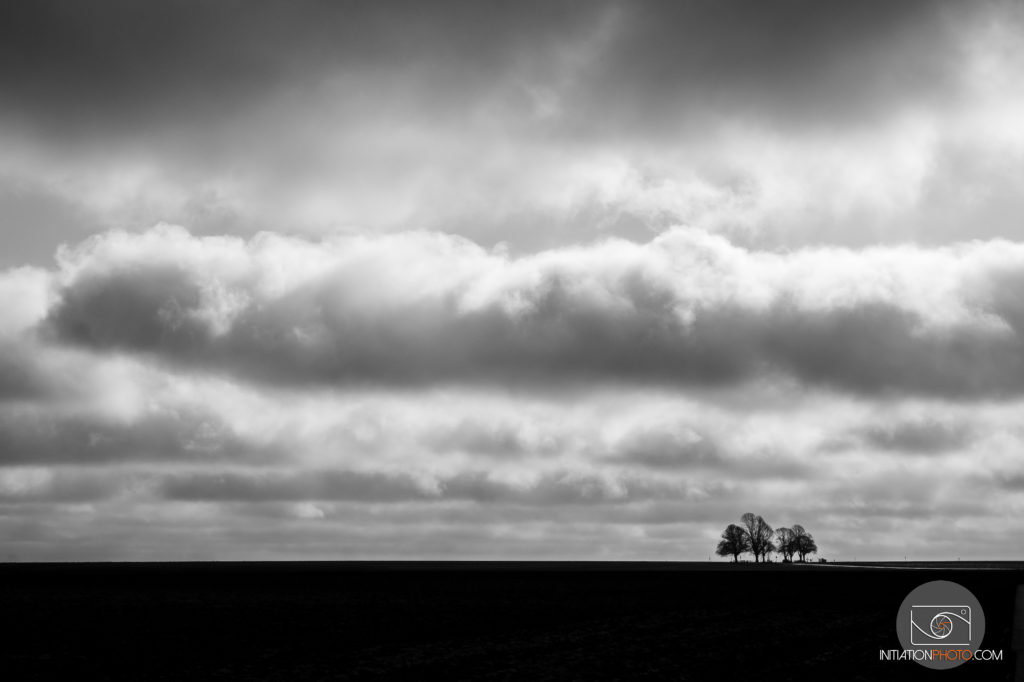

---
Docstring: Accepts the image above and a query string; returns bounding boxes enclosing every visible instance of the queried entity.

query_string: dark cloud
[603,426,721,470]
[0,469,125,503]
[0,504,717,561]
[0,0,986,141]
[313,496,739,527]
[0,407,275,465]
[161,469,432,503]
[438,470,688,506]
[996,474,1024,490]
[855,418,976,453]
[761,303,1024,397]
[161,468,695,506]
[0,343,52,402]
[0,0,602,141]
[1,0,1019,259]
[0,456,1010,560]
[44,258,745,387]
[819,501,991,521]
[600,426,809,479]
[572,0,974,136]
[49,263,208,352]
[425,419,550,457]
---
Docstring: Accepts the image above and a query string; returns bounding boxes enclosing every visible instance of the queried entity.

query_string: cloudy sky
[2,0,1024,561]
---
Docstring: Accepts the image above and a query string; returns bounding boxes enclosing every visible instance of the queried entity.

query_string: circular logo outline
[895,580,985,670]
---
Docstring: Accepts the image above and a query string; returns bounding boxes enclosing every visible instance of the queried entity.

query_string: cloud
[0,1,609,139]
[852,418,976,453]
[160,469,433,503]
[438,470,699,506]
[425,420,551,457]
[159,467,703,506]
[0,342,53,402]
[32,225,1024,397]
[2,1,1022,256]
[0,405,277,465]
[0,468,125,503]
[997,474,1024,490]
[570,0,971,133]
[2,1,973,141]
[2,382,1022,560]
[5,2,1024,561]
[600,423,721,469]
[0,266,51,336]
[602,426,807,478]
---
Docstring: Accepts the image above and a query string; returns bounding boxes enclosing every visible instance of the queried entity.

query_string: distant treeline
[716,513,817,563]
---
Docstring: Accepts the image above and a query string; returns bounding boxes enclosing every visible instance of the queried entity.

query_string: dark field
[2,562,1021,680]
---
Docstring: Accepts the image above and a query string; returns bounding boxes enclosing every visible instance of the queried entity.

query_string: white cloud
[0,266,51,336]
[28,225,1024,397]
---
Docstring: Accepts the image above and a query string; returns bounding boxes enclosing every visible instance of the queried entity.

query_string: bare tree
[740,513,773,563]
[761,537,777,563]
[791,524,818,562]
[715,523,750,563]
[775,527,796,561]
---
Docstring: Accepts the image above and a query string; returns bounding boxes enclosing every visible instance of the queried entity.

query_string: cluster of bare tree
[715,513,818,563]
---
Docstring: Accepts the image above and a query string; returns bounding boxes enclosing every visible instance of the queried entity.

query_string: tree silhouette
[760,537,777,563]
[715,517,819,563]
[775,527,796,561]
[715,523,750,562]
[791,525,817,561]
[740,512,773,563]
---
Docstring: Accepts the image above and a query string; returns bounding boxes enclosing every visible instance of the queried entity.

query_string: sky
[2,0,1024,561]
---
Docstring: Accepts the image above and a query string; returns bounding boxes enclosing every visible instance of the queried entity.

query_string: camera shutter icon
[910,606,971,646]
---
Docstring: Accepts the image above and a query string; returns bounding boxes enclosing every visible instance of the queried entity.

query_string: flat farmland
[1,562,1020,680]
